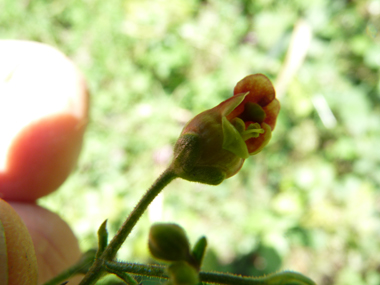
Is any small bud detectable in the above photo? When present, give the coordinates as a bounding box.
[97,219,108,258]
[149,223,191,262]
[191,236,207,269]
[166,261,200,285]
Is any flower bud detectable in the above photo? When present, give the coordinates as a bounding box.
[149,223,191,262]
[171,74,280,185]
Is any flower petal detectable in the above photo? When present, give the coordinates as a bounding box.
[233,74,275,107]
[263,98,280,130]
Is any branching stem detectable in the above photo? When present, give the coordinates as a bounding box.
[78,168,177,285]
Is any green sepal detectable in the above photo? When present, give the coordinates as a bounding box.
[182,166,226,185]
[222,116,249,159]
[172,133,201,174]
[172,133,226,185]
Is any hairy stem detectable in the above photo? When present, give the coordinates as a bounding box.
[104,260,315,285]
[78,168,177,285]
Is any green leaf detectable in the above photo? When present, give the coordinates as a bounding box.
[191,236,207,268]
[265,271,316,285]
[96,219,108,258]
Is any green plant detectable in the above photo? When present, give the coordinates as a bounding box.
[4,1,378,284]
[42,74,314,285]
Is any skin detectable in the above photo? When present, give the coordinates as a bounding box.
[0,40,89,201]
[10,202,83,285]
[0,198,38,285]
[0,40,88,284]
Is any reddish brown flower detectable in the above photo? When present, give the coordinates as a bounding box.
[171,74,280,185]
[228,73,280,155]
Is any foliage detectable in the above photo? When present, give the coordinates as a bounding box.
[1,0,380,284]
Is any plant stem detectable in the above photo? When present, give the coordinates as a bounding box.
[78,168,177,285]
[105,260,167,279]
[42,250,97,285]
[42,262,89,285]
[105,260,316,285]
[199,272,266,285]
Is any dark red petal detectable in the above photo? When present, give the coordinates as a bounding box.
[263,99,280,130]
[233,74,275,107]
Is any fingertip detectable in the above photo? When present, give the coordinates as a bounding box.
[9,202,83,284]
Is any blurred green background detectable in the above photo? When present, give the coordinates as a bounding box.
[1,0,380,284]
